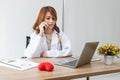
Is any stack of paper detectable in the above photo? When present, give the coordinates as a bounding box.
[0,59,38,70]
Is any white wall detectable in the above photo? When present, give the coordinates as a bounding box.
[0,0,120,59]
[0,0,63,58]
[64,0,120,57]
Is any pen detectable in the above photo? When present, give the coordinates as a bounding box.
[0,61,22,69]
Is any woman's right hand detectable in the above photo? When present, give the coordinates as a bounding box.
[38,22,48,36]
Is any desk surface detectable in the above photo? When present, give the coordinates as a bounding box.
[0,57,120,80]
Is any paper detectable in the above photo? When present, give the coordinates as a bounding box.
[91,57,101,62]
[0,59,38,70]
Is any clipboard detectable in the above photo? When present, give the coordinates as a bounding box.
[0,59,38,70]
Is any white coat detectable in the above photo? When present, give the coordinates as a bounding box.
[24,30,72,58]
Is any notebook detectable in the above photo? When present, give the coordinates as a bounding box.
[0,59,38,70]
[54,41,99,68]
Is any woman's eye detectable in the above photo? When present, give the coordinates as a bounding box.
[46,18,50,20]
[52,18,55,20]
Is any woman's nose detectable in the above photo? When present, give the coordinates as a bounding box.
[49,19,53,22]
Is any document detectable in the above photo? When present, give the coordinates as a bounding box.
[0,59,38,70]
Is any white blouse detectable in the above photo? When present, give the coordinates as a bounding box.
[24,30,72,58]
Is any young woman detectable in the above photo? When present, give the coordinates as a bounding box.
[24,6,72,58]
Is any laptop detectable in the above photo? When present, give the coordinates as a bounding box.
[54,42,99,68]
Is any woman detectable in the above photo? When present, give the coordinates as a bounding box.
[24,6,72,58]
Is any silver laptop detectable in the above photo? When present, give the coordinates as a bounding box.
[54,42,99,68]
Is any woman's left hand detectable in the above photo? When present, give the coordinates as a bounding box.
[41,52,48,58]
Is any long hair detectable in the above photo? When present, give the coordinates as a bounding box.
[33,6,60,33]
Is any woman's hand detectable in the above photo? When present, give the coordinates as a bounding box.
[40,52,48,58]
[38,22,48,36]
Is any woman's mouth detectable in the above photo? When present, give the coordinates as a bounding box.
[48,24,54,27]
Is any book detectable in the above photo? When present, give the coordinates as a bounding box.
[0,59,38,70]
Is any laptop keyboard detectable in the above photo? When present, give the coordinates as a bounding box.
[62,59,77,66]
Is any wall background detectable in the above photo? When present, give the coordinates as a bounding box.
[0,0,63,58]
[0,0,120,59]
[64,0,120,57]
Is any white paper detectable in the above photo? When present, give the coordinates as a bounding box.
[0,59,39,70]
[91,57,101,62]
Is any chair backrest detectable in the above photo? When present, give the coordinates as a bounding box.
[26,36,30,48]
[21,36,30,59]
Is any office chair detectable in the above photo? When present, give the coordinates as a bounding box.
[26,36,30,48]
[21,36,30,59]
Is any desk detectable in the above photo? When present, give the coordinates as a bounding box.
[0,57,120,80]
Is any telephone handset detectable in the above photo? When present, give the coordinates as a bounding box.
[43,25,48,31]
[43,26,46,31]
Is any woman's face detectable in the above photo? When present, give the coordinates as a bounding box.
[44,12,56,30]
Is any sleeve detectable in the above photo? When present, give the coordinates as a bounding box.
[24,32,44,58]
[46,32,72,57]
